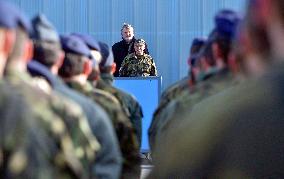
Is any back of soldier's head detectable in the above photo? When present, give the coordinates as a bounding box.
[32,14,62,69]
[58,35,91,78]
[188,38,207,68]
[7,27,30,64]
[246,0,284,60]
[212,9,241,64]
[190,38,206,55]
[98,41,114,74]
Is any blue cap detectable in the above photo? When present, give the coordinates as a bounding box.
[98,41,114,67]
[0,1,32,34]
[191,38,206,48]
[214,9,241,39]
[71,33,100,51]
[60,34,92,58]
[32,14,59,42]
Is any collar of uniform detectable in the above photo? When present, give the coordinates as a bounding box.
[100,73,114,85]
[65,80,93,95]
[127,52,136,58]
[5,69,34,86]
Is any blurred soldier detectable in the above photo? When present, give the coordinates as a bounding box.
[95,42,144,148]
[112,23,149,77]
[29,16,122,179]
[149,1,284,178]
[27,20,122,177]
[1,2,85,178]
[151,9,241,158]
[61,34,141,178]
[159,38,206,102]
[29,14,112,178]
[148,38,206,152]
[119,38,157,77]
[0,2,47,178]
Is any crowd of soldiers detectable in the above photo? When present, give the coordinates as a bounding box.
[0,1,144,179]
[148,0,284,178]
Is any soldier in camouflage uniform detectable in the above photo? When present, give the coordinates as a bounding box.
[148,38,206,152]
[29,15,122,179]
[0,3,56,178]
[119,39,157,77]
[94,41,144,149]
[59,34,141,178]
[150,10,241,159]
[150,1,284,177]
[0,2,89,178]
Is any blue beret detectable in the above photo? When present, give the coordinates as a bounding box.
[60,35,92,58]
[191,38,206,47]
[71,33,100,51]
[0,1,32,34]
[98,41,114,67]
[214,9,241,39]
[32,14,59,42]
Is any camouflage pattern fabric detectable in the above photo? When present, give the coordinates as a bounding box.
[148,76,189,151]
[0,80,59,179]
[149,64,284,178]
[31,76,101,178]
[66,80,141,179]
[119,53,157,77]
[27,60,122,179]
[5,70,100,178]
[97,76,144,148]
[152,69,238,159]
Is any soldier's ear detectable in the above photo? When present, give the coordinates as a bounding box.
[55,51,65,68]
[83,60,93,76]
[111,62,116,74]
[3,30,16,56]
[23,39,33,63]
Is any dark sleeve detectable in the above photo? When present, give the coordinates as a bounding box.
[86,101,123,179]
[150,58,158,76]
[112,44,118,59]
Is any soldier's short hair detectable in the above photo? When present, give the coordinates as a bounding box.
[58,53,86,78]
[134,39,146,45]
[121,23,133,32]
[33,40,62,69]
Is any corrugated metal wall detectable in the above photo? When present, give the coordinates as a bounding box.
[8,0,247,90]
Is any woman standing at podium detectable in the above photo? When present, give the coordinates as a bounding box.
[119,39,157,77]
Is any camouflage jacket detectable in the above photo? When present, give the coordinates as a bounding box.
[119,53,157,77]
[150,64,284,179]
[152,69,239,157]
[149,76,190,151]
[97,76,144,147]
[27,60,122,179]
[5,70,100,179]
[66,80,141,179]
[0,80,58,179]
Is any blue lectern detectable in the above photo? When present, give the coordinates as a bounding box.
[113,76,162,152]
